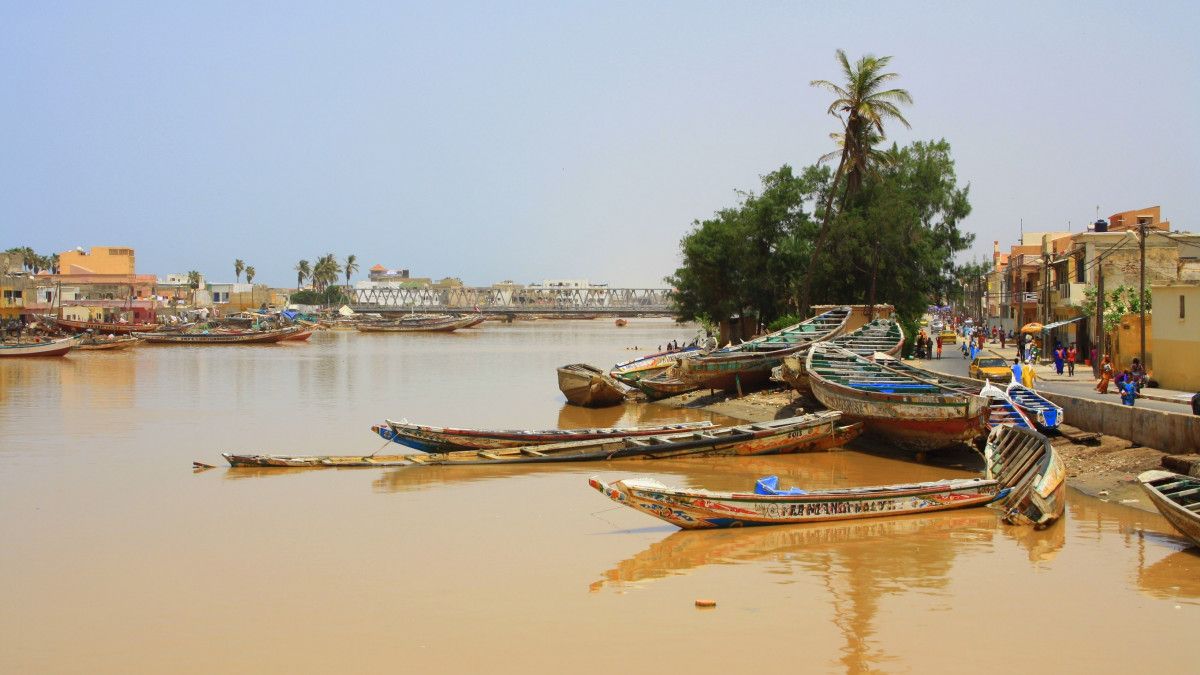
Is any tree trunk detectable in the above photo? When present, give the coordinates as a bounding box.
[866,241,880,322]
[798,145,850,317]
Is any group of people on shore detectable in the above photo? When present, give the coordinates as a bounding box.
[1095,354,1147,406]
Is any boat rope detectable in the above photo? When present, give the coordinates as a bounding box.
[365,437,393,458]
[589,506,626,529]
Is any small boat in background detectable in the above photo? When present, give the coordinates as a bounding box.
[557,363,629,407]
[222,412,858,468]
[47,316,160,335]
[281,328,315,342]
[1005,381,1062,431]
[0,336,77,357]
[356,315,476,332]
[678,306,852,393]
[134,325,303,344]
[76,335,141,351]
[773,319,904,394]
[589,475,1004,529]
[372,419,717,452]
[982,424,1065,528]
[1138,470,1200,547]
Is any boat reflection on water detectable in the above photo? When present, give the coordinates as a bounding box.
[1138,548,1200,601]
[592,508,1021,673]
[555,401,734,430]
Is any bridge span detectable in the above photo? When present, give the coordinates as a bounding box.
[350,287,675,316]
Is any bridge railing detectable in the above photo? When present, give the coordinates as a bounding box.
[350,287,675,312]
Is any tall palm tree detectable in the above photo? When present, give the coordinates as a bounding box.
[234,259,245,282]
[344,254,358,287]
[245,266,256,284]
[296,260,311,289]
[312,254,341,292]
[800,49,912,315]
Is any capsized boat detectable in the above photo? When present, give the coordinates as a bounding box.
[981,424,1065,528]
[1137,470,1200,547]
[372,419,718,452]
[1005,381,1062,431]
[805,342,989,450]
[589,474,1004,530]
[222,412,860,467]
[557,363,629,407]
[677,306,853,393]
[773,319,905,394]
[0,336,77,357]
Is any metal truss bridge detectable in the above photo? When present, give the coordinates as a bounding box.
[350,287,675,316]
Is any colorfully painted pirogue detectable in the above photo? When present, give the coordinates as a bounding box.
[371,419,718,452]
[805,342,989,450]
[589,475,1006,529]
[221,412,861,467]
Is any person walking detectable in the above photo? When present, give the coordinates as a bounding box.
[1053,343,1065,376]
[1066,343,1077,377]
[1120,373,1138,406]
[936,334,943,359]
[1011,358,1023,385]
[1095,355,1113,394]
[999,331,1006,350]
[1022,360,1038,390]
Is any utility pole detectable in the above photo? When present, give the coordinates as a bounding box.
[1139,217,1148,369]
[1095,250,1105,370]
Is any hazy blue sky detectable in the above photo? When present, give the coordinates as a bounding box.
[3,1,1197,287]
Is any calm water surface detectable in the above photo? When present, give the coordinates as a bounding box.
[1,319,1196,674]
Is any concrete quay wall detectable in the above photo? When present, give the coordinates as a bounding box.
[1041,391,1200,455]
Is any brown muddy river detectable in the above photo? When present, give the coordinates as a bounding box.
[1,319,1196,673]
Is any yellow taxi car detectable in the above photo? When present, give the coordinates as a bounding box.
[969,354,1012,382]
[940,330,957,344]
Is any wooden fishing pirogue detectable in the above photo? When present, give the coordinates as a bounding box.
[609,347,700,385]
[355,315,476,332]
[0,336,77,357]
[557,363,629,407]
[371,419,718,452]
[1005,381,1063,431]
[48,316,160,334]
[773,319,905,395]
[981,424,1065,529]
[133,325,304,344]
[678,306,852,392]
[871,360,1029,432]
[631,367,701,400]
[76,335,142,351]
[221,412,861,467]
[589,475,1004,529]
[1137,470,1200,547]
[806,343,989,450]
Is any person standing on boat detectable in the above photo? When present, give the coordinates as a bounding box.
[1011,358,1023,385]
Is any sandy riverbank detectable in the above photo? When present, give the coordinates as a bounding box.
[654,386,1171,513]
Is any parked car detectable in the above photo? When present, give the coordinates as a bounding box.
[970,355,1011,382]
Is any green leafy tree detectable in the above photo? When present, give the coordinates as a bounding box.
[1081,284,1152,345]
[344,254,358,286]
[245,266,255,284]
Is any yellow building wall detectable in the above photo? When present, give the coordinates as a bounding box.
[1151,286,1200,391]
[57,247,136,275]
[1111,314,1152,372]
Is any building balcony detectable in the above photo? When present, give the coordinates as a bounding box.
[1051,282,1089,307]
